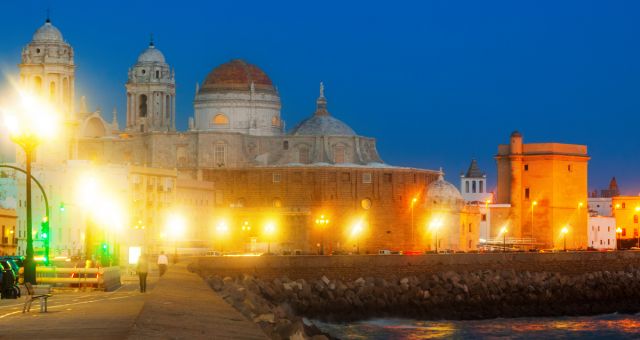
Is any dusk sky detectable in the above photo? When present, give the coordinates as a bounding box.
[1,1,639,194]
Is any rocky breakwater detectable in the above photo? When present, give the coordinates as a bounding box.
[204,266,640,324]
[205,274,334,340]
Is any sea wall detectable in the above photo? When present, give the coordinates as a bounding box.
[193,252,640,324]
[194,251,640,281]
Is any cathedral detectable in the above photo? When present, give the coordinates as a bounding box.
[7,19,481,258]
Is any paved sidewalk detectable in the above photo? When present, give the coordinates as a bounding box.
[0,282,146,339]
[128,262,267,339]
[0,263,267,339]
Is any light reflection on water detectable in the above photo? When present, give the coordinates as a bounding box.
[313,314,640,339]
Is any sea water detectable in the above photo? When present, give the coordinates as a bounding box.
[314,314,640,339]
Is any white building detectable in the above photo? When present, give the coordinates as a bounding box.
[588,197,613,217]
[460,159,492,203]
[588,215,616,250]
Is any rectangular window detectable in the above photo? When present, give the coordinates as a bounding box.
[362,173,372,184]
[468,223,472,233]
[479,181,484,193]
[608,239,611,245]
[481,214,487,222]
[524,187,530,200]
[568,164,572,172]
[524,164,529,171]
[635,215,638,223]
[272,173,281,183]
[383,173,392,183]
[623,202,626,209]
[623,228,627,237]
[598,226,600,231]
[635,229,638,237]
[465,181,469,193]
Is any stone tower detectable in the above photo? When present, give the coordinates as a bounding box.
[19,17,75,117]
[18,18,75,164]
[126,37,175,133]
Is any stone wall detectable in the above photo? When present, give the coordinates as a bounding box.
[194,251,640,281]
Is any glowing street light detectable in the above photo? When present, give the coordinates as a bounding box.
[561,226,569,252]
[350,220,364,254]
[315,215,330,255]
[616,227,623,250]
[215,220,229,253]
[500,225,508,252]
[429,218,443,254]
[166,214,186,263]
[2,90,60,284]
[264,222,276,254]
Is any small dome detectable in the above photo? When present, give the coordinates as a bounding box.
[290,115,356,136]
[511,130,522,138]
[32,20,63,42]
[201,59,274,93]
[137,45,166,63]
[426,173,463,202]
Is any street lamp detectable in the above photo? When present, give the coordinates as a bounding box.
[561,226,569,252]
[616,227,623,250]
[241,221,251,253]
[411,197,418,248]
[429,219,443,254]
[500,226,508,252]
[264,222,276,254]
[215,220,229,254]
[350,220,364,254]
[166,214,186,264]
[2,90,59,284]
[315,215,330,255]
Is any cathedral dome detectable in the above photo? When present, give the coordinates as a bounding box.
[290,83,356,136]
[426,172,463,202]
[137,44,166,63]
[291,115,356,136]
[32,20,63,42]
[201,59,274,93]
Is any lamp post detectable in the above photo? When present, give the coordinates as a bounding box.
[429,219,442,254]
[264,222,276,254]
[215,220,228,254]
[616,227,622,250]
[241,221,251,253]
[561,226,569,252]
[500,226,508,253]
[351,220,364,254]
[411,197,417,248]
[315,215,329,255]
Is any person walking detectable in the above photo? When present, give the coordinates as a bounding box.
[157,251,169,277]
[137,253,149,293]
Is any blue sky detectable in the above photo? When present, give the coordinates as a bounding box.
[1,0,639,194]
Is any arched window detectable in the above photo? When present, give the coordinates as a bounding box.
[272,116,280,127]
[334,145,345,163]
[212,113,229,126]
[214,142,227,167]
[479,181,484,193]
[165,95,171,119]
[139,94,148,117]
[298,147,310,164]
[33,76,42,95]
[465,181,469,193]
[472,181,476,193]
[49,81,56,101]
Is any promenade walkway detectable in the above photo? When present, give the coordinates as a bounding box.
[0,262,267,340]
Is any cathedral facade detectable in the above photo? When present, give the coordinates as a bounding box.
[9,19,481,257]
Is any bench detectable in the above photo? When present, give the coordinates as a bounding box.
[22,282,52,313]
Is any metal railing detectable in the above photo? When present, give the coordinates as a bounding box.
[35,266,121,291]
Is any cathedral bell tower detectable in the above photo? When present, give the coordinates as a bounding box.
[126,37,175,133]
[18,17,75,164]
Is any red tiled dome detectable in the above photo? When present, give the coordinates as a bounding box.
[201,59,275,93]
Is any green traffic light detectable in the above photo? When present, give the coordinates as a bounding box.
[59,202,65,212]
[42,232,47,239]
